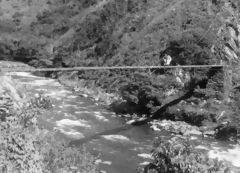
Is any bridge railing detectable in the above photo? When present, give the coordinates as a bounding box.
[0,64,226,72]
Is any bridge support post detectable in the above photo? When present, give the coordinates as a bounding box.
[223,65,233,103]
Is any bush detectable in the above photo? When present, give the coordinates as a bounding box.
[120,82,163,114]
[0,77,98,173]
[40,133,97,173]
[139,136,230,173]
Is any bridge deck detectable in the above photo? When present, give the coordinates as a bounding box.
[0,60,226,72]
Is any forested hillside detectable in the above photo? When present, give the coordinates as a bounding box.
[1,0,240,172]
[0,0,235,65]
[0,0,240,129]
[1,0,240,128]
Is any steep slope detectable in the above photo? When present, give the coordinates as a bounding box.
[0,0,240,131]
[1,1,240,172]
[0,0,230,64]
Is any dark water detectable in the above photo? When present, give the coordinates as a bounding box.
[8,72,240,173]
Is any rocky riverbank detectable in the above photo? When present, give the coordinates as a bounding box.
[57,71,239,143]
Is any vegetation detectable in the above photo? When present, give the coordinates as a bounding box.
[0,0,239,138]
[0,76,98,173]
[138,136,230,173]
[1,0,240,172]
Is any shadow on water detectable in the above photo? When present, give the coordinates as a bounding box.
[69,124,133,146]
[69,121,168,146]
[9,72,240,173]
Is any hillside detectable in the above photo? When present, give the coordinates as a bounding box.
[1,0,240,127]
[0,0,231,63]
[0,1,239,106]
[1,0,240,172]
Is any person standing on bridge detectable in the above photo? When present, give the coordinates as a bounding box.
[162,54,172,66]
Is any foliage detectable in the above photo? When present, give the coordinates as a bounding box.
[165,32,216,66]
[58,71,120,105]
[1,0,240,138]
[138,136,230,173]
[0,78,98,173]
[119,72,172,115]
[40,134,97,173]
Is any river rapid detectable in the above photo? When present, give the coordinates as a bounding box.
[6,71,240,173]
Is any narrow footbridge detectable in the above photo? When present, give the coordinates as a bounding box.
[0,61,227,72]
[0,60,236,144]
[0,60,235,98]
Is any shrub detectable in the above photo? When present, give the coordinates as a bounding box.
[41,134,97,173]
[139,136,231,173]
[0,77,98,173]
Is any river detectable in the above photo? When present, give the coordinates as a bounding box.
[6,71,240,173]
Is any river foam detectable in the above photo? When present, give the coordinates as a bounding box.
[56,119,91,128]
[208,145,240,167]
[93,111,109,122]
[102,135,130,142]
[137,153,152,159]
[57,128,85,139]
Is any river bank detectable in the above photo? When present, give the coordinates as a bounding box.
[6,71,163,173]
[0,71,98,173]
[0,61,239,172]
[57,72,237,140]
[56,71,240,172]
[3,61,238,172]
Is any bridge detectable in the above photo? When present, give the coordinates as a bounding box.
[0,60,237,145]
[0,60,235,102]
